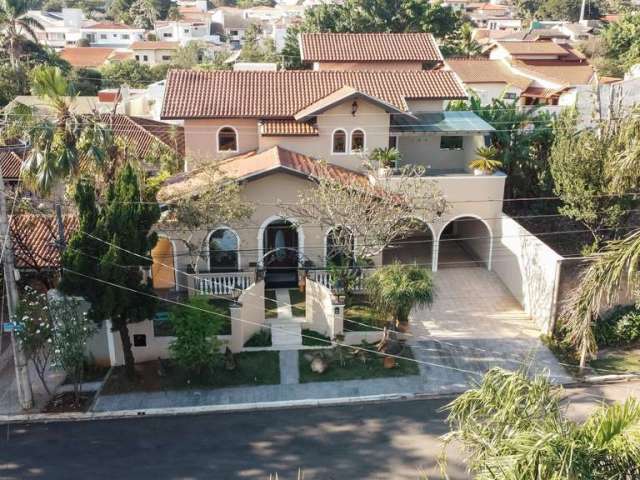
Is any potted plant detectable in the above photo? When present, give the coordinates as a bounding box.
[468,146,502,176]
[370,147,401,177]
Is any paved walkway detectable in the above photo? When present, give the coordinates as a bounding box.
[270,289,302,349]
[279,350,300,385]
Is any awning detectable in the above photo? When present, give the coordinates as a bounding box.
[390,111,495,134]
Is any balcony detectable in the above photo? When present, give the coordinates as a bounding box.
[189,271,255,296]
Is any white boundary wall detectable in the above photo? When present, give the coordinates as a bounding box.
[492,214,563,334]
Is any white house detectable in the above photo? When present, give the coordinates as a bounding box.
[81,22,145,48]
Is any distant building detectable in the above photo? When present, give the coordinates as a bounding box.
[131,41,180,66]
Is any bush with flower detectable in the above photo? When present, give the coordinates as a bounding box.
[14,287,54,395]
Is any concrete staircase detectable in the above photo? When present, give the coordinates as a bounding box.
[269,289,302,349]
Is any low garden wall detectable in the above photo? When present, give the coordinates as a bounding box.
[230,280,265,352]
[492,214,564,334]
[305,278,343,338]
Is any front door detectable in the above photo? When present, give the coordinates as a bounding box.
[263,220,299,287]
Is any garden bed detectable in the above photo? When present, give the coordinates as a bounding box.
[302,329,331,347]
[42,392,94,413]
[101,351,280,395]
[244,328,272,347]
[298,343,419,383]
[590,347,640,374]
[154,298,233,337]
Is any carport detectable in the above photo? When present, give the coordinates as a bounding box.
[434,215,493,271]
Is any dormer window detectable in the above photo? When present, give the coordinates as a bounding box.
[332,129,347,154]
[217,126,238,152]
[351,129,365,152]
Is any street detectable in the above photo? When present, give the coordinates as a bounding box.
[2,397,462,480]
[1,380,639,480]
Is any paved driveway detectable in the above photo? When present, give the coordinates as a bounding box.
[409,267,570,389]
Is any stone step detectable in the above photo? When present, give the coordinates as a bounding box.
[271,322,302,347]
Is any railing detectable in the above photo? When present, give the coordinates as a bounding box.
[308,268,375,293]
[194,271,255,296]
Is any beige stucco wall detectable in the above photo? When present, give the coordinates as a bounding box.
[305,278,340,337]
[313,61,423,71]
[230,280,265,352]
[398,134,483,171]
[492,214,564,334]
[134,48,175,66]
[405,99,446,112]
[183,118,259,166]
[258,99,390,171]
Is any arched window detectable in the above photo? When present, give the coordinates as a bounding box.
[209,229,239,271]
[351,129,365,152]
[332,129,347,154]
[217,127,238,152]
[326,227,354,267]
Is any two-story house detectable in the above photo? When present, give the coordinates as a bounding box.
[153,33,503,294]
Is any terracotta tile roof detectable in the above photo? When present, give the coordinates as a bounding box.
[521,86,562,98]
[513,60,595,86]
[85,22,140,30]
[158,146,367,202]
[446,58,531,90]
[496,41,571,56]
[260,120,318,136]
[98,114,185,158]
[0,150,23,180]
[161,70,467,119]
[10,214,78,270]
[130,41,180,50]
[59,47,115,68]
[110,50,134,61]
[300,33,442,63]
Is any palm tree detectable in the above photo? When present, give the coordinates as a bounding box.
[442,368,640,479]
[21,66,112,196]
[0,0,44,68]
[560,110,640,369]
[365,263,434,326]
[454,23,481,58]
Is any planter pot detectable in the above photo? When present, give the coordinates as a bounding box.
[473,168,489,176]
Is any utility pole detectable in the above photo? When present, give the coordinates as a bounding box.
[579,0,587,23]
[0,168,33,410]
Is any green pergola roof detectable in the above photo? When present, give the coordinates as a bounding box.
[391,111,495,134]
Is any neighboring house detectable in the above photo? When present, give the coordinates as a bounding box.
[5,95,125,116]
[59,47,117,68]
[81,22,145,48]
[23,8,85,49]
[466,3,522,30]
[299,32,443,71]
[154,20,220,45]
[0,149,23,188]
[131,41,180,66]
[211,7,251,48]
[157,63,502,296]
[445,58,530,104]
[480,40,602,105]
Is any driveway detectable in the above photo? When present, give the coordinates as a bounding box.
[409,267,570,389]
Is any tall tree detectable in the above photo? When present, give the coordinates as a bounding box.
[281,26,305,70]
[560,108,640,369]
[60,165,161,379]
[550,108,635,250]
[0,0,44,68]
[443,22,481,58]
[130,0,158,30]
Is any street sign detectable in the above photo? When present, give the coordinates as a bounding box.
[2,322,22,332]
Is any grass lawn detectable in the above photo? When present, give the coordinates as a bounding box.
[265,289,278,318]
[344,298,382,332]
[101,351,280,395]
[299,344,420,383]
[301,329,331,347]
[244,328,272,347]
[590,348,640,374]
[289,288,306,317]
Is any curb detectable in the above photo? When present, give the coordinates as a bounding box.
[0,390,460,425]
[582,373,640,383]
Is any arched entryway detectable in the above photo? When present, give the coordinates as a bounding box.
[435,215,493,271]
[382,219,435,270]
[151,237,176,293]
[260,218,302,288]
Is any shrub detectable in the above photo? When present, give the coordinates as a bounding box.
[244,329,272,347]
[595,305,640,347]
[169,295,224,379]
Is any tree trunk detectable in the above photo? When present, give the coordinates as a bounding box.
[579,338,588,372]
[117,321,136,380]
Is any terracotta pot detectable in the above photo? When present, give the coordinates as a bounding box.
[473,168,488,176]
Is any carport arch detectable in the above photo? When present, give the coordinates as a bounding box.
[434,214,493,272]
[382,217,437,271]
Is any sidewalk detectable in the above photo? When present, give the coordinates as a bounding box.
[0,355,65,415]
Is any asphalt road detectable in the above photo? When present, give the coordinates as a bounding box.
[0,398,466,480]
